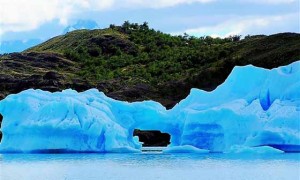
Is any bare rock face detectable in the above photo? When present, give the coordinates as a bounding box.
[0,52,91,100]
[0,52,184,108]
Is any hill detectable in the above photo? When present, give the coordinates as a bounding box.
[1,22,299,108]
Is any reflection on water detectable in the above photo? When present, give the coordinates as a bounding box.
[0,153,299,180]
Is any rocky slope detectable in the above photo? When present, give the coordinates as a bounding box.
[0,23,299,109]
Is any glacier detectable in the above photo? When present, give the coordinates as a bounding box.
[0,61,299,153]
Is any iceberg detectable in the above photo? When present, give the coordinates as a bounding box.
[0,61,299,153]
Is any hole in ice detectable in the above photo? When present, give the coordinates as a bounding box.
[133,129,170,147]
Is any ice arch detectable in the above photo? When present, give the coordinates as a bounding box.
[0,61,299,153]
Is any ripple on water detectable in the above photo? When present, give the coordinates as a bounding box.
[0,153,299,180]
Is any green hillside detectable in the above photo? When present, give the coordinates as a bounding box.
[1,22,300,108]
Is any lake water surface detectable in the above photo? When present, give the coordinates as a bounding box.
[0,153,299,180]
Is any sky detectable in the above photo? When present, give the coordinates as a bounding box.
[0,0,299,42]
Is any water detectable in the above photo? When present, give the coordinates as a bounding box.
[0,153,299,180]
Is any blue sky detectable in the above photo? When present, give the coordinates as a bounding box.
[0,0,299,42]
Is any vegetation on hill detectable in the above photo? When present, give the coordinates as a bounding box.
[1,22,300,108]
[27,22,242,84]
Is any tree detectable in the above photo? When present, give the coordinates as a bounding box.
[122,21,130,30]
[226,35,241,42]
[109,24,116,29]
[141,22,149,30]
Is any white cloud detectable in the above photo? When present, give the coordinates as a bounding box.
[0,0,214,35]
[0,0,89,34]
[182,14,299,37]
[240,0,296,4]
[0,0,298,35]
[120,0,214,8]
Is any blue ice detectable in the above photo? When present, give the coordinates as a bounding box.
[0,61,299,153]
